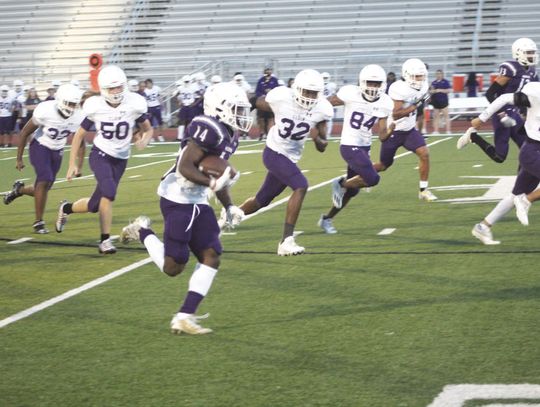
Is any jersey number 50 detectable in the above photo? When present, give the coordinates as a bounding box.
[278,118,310,140]
[100,121,130,140]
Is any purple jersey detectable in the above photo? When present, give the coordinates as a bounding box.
[499,60,538,93]
[256,75,279,97]
[430,78,451,106]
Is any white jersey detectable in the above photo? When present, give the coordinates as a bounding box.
[387,80,429,131]
[323,82,337,97]
[337,85,393,147]
[175,84,196,106]
[84,92,147,159]
[144,86,161,107]
[158,147,209,205]
[17,94,27,117]
[31,100,84,150]
[0,95,14,117]
[265,86,334,163]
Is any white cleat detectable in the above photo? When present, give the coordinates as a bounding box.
[170,313,212,335]
[419,189,438,202]
[472,223,500,245]
[457,127,475,150]
[55,200,69,233]
[332,177,346,209]
[98,238,117,254]
[120,216,152,243]
[218,206,244,231]
[514,193,531,226]
[317,215,337,234]
[277,236,305,256]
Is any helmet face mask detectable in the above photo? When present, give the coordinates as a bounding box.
[98,65,127,104]
[204,82,253,132]
[359,64,386,102]
[512,37,538,66]
[55,84,82,118]
[402,58,427,91]
[293,69,324,110]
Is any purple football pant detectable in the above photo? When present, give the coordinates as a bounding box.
[87,147,127,213]
[512,140,540,195]
[255,147,308,207]
[160,197,222,265]
[491,108,525,160]
[340,145,379,198]
[148,106,163,127]
[29,140,63,186]
[178,106,195,124]
[0,116,11,134]
[379,128,426,168]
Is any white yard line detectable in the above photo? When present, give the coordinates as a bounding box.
[7,237,33,245]
[377,228,396,236]
[0,137,451,329]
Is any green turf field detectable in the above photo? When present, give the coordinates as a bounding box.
[1,136,539,407]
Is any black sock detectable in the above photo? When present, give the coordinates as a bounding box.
[63,203,73,214]
[283,223,295,241]
[100,233,110,242]
[470,133,504,163]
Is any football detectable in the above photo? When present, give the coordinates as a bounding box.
[198,155,236,179]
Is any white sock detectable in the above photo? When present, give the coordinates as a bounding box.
[485,194,515,226]
[420,180,429,190]
[177,125,185,140]
[142,234,165,272]
[188,263,218,296]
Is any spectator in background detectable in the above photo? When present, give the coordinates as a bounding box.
[465,72,479,97]
[144,78,164,142]
[137,81,146,97]
[0,85,15,147]
[255,66,279,140]
[429,69,452,134]
[45,87,56,101]
[386,72,397,93]
[287,78,294,88]
[22,88,41,128]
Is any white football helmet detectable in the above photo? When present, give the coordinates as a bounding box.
[193,72,206,83]
[128,79,139,92]
[98,65,127,104]
[70,79,80,88]
[52,80,62,88]
[402,58,428,90]
[210,75,222,84]
[512,37,538,66]
[0,85,9,97]
[181,75,192,85]
[233,74,244,84]
[55,84,82,118]
[293,69,324,110]
[13,79,23,91]
[359,64,386,102]
[204,82,253,132]
[321,72,330,84]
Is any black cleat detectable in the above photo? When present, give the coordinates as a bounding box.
[3,180,24,205]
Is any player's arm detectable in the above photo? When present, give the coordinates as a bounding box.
[376,117,395,142]
[486,75,511,102]
[471,92,524,129]
[15,119,39,171]
[312,121,328,152]
[67,126,87,181]
[133,118,153,150]
[327,95,344,106]
[392,99,417,120]
[179,141,232,191]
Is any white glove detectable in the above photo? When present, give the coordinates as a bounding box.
[499,113,517,128]
[209,166,232,192]
[226,205,244,227]
[229,170,241,188]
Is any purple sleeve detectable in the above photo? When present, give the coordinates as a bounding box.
[81,117,94,131]
[255,78,265,97]
[186,118,223,151]
[136,113,148,124]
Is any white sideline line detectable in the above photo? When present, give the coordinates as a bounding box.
[0,137,451,328]
[378,228,396,236]
[7,237,33,245]
[0,258,153,329]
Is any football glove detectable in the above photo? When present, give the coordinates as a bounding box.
[209,166,233,192]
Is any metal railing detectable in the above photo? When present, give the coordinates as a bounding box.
[109,0,148,65]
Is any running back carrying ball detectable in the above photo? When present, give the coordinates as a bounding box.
[198,155,237,179]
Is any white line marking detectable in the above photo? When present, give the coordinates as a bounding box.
[0,137,451,328]
[0,258,153,329]
[7,237,33,245]
[428,384,540,407]
[293,230,304,237]
[378,228,396,236]
[242,171,253,175]
[128,175,142,179]
[473,164,483,168]
[301,170,310,173]
[220,232,237,236]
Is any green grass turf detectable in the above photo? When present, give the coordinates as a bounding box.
[1,137,540,406]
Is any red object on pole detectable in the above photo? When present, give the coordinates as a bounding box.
[476,73,484,92]
[89,53,103,92]
[452,74,465,92]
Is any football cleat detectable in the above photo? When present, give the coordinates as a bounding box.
[170,313,212,335]
[457,127,475,150]
[120,216,152,243]
[317,215,337,234]
[471,223,500,245]
[332,177,346,209]
[98,238,117,254]
[419,189,438,202]
[218,206,244,231]
[3,180,24,205]
[514,193,531,226]
[32,220,49,234]
[55,200,69,233]
[277,236,305,256]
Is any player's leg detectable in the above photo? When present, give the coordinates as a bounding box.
[432,108,440,134]
[401,129,437,201]
[443,106,451,134]
[374,130,402,173]
[512,142,540,225]
[75,140,86,177]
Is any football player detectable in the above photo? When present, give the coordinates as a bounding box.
[55,65,154,254]
[174,75,197,141]
[3,84,83,233]
[0,85,15,147]
[318,65,394,234]
[457,38,538,161]
[144,78,164,142]
[236,69,333,255]
[467,81,540,244]
[119,82,251,335]
[373,58,438,201]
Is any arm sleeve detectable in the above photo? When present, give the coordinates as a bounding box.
[513,92,531,108]
[478,93,514,122]
[485,81,504,102]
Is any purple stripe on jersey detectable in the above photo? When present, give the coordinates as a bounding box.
[81,117,94,131]
[136,113,148,124]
